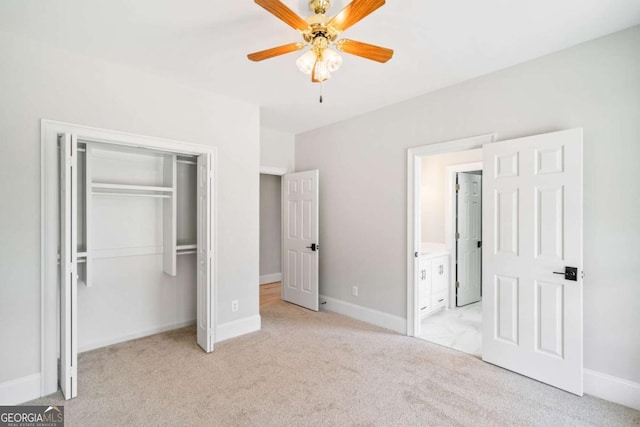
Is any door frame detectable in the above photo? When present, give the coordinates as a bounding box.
[406,133,496,337]
[258,166,288,291]
[445,162,483,309]
[40,119,218,397]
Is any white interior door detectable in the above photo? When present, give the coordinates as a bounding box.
[196,154,214,352]
[282,170,319,311]
[60,133,78,400]
[482,128,583,395]
[456,172,482,306]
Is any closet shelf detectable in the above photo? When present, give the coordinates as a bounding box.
[92,192,171,199]
[92,183,174,192]
[177,244,197,251]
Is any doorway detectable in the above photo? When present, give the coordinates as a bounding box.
[407,129,585,396]
[416,149,484,356]
[259,172,283,307]
[258,168,320,312]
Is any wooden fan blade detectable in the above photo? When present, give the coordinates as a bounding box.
[328,0,385,33]
[336,39,393,63]
[255,0,310,31]
[247,43,305,62]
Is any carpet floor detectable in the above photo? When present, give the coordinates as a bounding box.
[29,302,639,426]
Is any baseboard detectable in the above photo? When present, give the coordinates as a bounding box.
[78,319,196,353]
[260,273,282,285]
[319,295,406,335]
[0,373,41,405]
[216,315,261,343]
[584,369,640,411]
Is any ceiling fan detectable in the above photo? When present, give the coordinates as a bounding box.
[247,0,393,83]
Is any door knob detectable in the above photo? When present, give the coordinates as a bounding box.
[553,266,578,281]
[306,243,318,251]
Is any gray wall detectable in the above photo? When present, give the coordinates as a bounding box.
[260,174,282,277]
[421,149,483,244]
[261,127,295,171]
[0,30,260,385]
[296,26,640,383]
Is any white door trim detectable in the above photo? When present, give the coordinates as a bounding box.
[406,133,496,337]
[40,119,218,397]
[445,162,483,309]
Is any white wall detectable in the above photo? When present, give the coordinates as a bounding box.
[296,26,640,384]
[0,30,260,388]
[260,127,295,171]
[421,149,482,243]
[260,174,282,278]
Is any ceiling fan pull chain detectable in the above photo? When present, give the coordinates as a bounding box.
[319,82,323,104]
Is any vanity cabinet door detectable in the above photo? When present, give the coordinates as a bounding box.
[418,258,432,312]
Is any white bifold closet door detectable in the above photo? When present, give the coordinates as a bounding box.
[59,137,215,401]
[60,133,78,400]
[196,154,214,353]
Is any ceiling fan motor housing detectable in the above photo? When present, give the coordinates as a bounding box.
[309,0,331,14]
[303,13,337,44]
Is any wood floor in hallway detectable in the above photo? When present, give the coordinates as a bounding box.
[260,281,281,306]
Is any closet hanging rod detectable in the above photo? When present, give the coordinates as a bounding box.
[177,250,197,256]
[176,159,197,166]
[92,192,172,199]
[176,244,197,251]
[91,183,174,192]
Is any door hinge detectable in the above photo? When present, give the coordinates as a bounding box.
[455,232,460,240]
[455,281,460,289]
[455,184,460,191]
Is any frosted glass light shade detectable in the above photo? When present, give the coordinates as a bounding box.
[296,50,316,75]
[313,59,330,82]
[324,48,343,72]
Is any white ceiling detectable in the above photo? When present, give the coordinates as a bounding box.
[1,0,639,133]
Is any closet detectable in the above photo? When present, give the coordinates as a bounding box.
[53,128,215,401]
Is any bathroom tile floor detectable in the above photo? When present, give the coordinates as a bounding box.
[419,301,482,357]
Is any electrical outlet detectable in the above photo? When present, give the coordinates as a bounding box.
[352,286,358,297]
[231,300,239,312]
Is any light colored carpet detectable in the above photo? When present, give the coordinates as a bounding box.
[419,302,482,357]
[28,302,639,426]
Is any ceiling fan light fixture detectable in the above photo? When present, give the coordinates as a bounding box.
[296,50,317,74]
[312,59,331,82]
[248,0,394,85]
[323,47,342,72]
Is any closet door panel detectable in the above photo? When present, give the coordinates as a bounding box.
[60,133,78,400]
[196,154,213,353]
